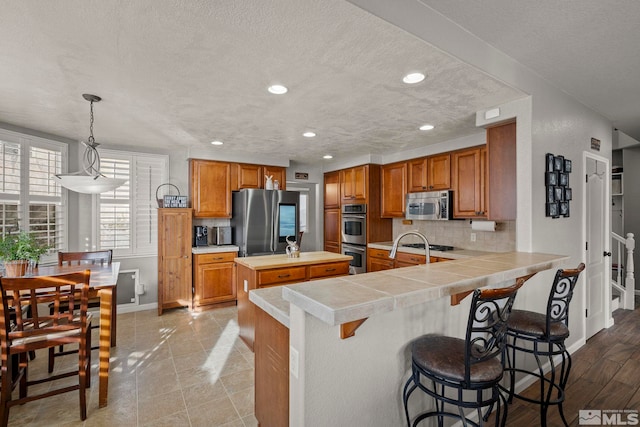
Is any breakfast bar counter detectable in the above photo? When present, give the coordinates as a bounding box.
[249,251,571,427]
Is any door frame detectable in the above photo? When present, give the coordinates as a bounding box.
[582,151,613,340]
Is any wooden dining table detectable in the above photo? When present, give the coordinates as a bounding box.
[33,262,120,408]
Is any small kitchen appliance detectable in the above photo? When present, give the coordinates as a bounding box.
[193,225,208,247]
[405,191,453,220]
[211,226,232,245]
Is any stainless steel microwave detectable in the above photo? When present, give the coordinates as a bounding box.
[405,191,453,220]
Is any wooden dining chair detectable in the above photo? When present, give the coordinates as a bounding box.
[0,270,93,424]
[48,250,112,373]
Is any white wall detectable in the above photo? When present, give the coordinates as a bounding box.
[623,147,640,290]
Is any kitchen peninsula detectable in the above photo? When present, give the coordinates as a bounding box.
[249,251,569,427]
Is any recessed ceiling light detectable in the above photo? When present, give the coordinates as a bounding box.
[403,72,425,84]
[211,140,224,145]
[268,84,288,95]
[419,124,435,131]
[303,132,316,138]
[323,155,333,159]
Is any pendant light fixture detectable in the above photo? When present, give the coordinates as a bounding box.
[55,94,127,194]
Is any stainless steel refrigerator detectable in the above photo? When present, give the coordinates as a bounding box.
[231,189,300,257]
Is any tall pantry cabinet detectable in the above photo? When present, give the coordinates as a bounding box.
[158,208,193,315]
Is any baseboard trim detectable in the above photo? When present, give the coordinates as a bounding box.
[117,302,158,314]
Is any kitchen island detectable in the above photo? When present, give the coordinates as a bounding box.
[235,251,352,350]
[250,251,569,427]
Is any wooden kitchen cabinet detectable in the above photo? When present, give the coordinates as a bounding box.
[341,165,368,204]
[232,163,262,189]
[232,163,287,190]
[323,208,340,253]
[193,252,237,308]
[427,153,451,190]
[158,208,192,315]
[452,146,486,218]
[190,159,232,218]
[408,154,451,192]
[263,165,286,190]
[324,171,341,209]
[486,122,516,220]
[367,247,451,271]
[381,161,407,218]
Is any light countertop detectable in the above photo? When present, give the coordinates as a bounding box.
[234,251,352,270]
[192,245,239,254]
[368,241,493,259]
[282,252,569,326]
[249,286,291,328]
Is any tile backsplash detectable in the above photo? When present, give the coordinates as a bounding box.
[393,219,516,252]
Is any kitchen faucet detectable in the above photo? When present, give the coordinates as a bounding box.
[389,230,431,263]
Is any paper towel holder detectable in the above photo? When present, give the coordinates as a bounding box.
[470,220,496,232]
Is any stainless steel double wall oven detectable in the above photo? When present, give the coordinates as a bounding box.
[341,204,367,274]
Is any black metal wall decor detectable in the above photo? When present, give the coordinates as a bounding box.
[545,153,572,218]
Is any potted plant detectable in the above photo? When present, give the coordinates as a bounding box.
[0,231,50,277]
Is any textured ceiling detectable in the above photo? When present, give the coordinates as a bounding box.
[0,0,524,165]
[422,0,640,142]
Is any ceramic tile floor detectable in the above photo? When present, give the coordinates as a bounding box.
[6,305,258,427]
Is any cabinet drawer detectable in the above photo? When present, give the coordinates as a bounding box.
[368,248,391,259]
[396,252,426,265]
[258,266,307,287]
[196,252,237,264]
[309,261,350,279]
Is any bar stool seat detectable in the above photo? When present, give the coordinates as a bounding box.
[412,336,504,384]
[507,310,569,339]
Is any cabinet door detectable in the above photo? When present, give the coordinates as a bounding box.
[341,165,367,203]
[324,209,340,253]
[407,158,428,192]
[452,147,485,218]
[427,153,451,190]
[233,163,262,190]
[368,257,395,272]
[195,261,236,305]
[487,122,516,220]
[324,171,341,209]
[381,162,407,218]
[190,160,232,218]
[193,252,237,307]
[395,252,426,266]
[263,166,286,190]
[158,209,192,314]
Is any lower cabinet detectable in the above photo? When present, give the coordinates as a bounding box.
[367,247,451,271]
[193,252,237,308]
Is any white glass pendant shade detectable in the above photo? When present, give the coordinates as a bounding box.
[55,94,126,194]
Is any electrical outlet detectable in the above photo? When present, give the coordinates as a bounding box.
[290,346,299,378]
[244,279,248,293]
[470,233,477,242]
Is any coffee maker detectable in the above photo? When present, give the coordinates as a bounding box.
[193,226,208,247]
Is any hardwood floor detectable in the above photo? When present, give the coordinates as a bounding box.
[493,297,640,426]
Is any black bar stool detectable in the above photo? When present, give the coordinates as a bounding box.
[402,280,524,427]
[501,263,585,427]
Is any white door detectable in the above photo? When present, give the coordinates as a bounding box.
[585,156,610,338]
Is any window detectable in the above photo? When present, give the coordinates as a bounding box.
[96,149,168,257]
[0,130,67,263]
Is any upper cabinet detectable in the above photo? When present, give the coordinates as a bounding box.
[452,146,486,218]
[232,164,286,191]
[427,153,451,191]
[324,170,341,210]
[486,122,516,220]
[191,159,287,218]
[407,154,451,192]
[341,165,368,204]
[190,160,232,218]
[381,161,407,218]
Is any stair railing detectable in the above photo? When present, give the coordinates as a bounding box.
[611,232,635,310]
